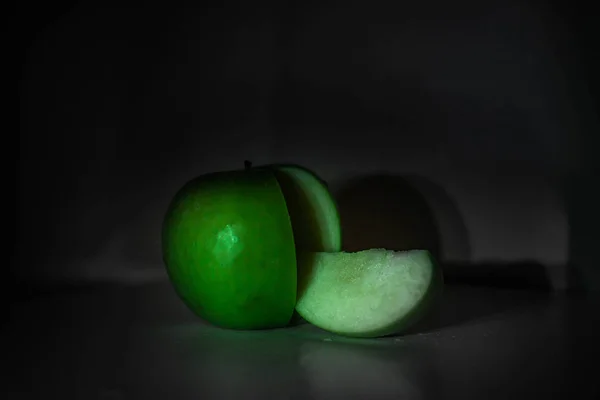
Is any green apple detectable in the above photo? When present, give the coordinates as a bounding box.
[161,162,341,330]
[295,249,443,338]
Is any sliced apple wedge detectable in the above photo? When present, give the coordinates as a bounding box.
[295,249,443,338]
[271,164,341,252]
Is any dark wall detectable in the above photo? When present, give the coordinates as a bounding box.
[16,1,598,293]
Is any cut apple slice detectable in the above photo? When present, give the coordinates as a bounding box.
[271,164,342,252]
[295,249,443,338]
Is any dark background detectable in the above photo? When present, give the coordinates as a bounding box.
[16,0,599,294]
[10,2,600,399]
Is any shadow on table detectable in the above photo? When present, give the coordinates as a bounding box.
[405,261,554,335]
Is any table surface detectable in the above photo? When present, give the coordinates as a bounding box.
[4,281,599,400]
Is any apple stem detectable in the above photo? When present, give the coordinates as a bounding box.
[244,160,253,170]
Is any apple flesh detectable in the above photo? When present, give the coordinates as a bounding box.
[295,249,443,338]
[162,164,341,330]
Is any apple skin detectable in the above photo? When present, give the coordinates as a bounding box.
[162,168,297,330]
